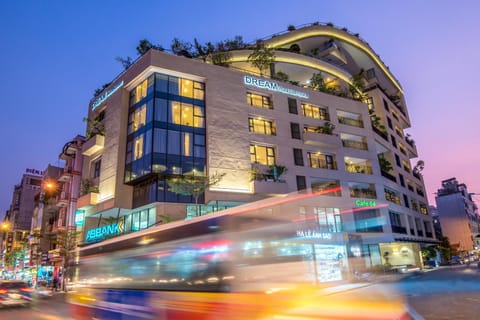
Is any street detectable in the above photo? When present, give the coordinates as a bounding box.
[0,292,72,320]
[335,264,480,320]
[0,265,478,319]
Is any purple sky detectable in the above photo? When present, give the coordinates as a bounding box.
[1,0,479,217]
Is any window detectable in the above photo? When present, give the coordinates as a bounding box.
[250,144,275,166]
[168,102,204,128]
[345,157,372,174]
[366,97,374,111]
[355,209,383,232]
[249,117,276,135]
[390,135,397,148]
[92,157,101,178]
[288,97,298,114]
[247,92,272,109]
[399,174,405,187]
[134,79,148,104]
[314,207,342,232]
[293,148,304,166]
[387,117,393,129]
[340,133,368,150]
[395,154,401,167]
[411,199,419,212]
[337,110,363,128]
[366,68,376,80]
[389,211,407,234]
[402,160,411,172]
[348,182,377,199]
[403,194,409,208]
[383,99,390,111]
[384,188,401,205]
[301,103,329,120]
[296,175,307,191]
[128,104,147,134]
[312,179,341,196]
[399,143,407,155]
[308,152,336,170]
[419,203,428,215]
[133,134,144,160]
[290,123,301,139]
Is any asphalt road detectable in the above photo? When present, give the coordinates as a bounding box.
[1,265,478,320]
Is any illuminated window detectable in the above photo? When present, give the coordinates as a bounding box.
[313,207,342,232]
[384,188,401,205]
[179,78,194,98]
[344,157,372,174]
[246,92,272,109]
[194,82,205,100]
[135,79,148,103]
[348,182,376,199]
[301,103,329,120]
[133,134,144,160]
[183,132,192,157]
[308,152,336,170]
[248,117,276,135]
[128,104,147,133]
[312,179,341,197]
[170,102,204,128]
[250,144,275,166]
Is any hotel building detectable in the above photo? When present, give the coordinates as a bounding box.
[77,23,434,271]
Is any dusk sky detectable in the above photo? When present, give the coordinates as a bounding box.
[1,0,479,217]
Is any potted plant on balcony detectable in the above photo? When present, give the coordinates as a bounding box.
[379,157,393,173]
[318,121,335,135]
[266,165,287,182]
[248,40,275,77]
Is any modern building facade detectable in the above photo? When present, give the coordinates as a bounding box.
[77,23,434,271]
[435,178,480,252]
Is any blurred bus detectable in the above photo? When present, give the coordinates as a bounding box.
[68,192,411,319]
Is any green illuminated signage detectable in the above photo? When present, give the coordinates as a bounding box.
[355,199,377,207]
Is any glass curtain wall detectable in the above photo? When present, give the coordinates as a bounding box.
[125,73,206,207]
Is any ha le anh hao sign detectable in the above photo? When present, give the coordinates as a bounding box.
[91,80,124,111]
[244,75,309,99]
[85,221,125,243]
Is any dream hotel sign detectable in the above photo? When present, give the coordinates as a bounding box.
[244,75,309,99]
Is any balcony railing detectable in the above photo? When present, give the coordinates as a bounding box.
[338,116,364,128]
[303,131,340,149]
[381,170,397,182]
[349,189,377,199]
[372,126,388,141]
[341,139,368,150]
[346,164,372,174]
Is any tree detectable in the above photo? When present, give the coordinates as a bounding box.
[167,172,225,217]
[55,228,81,292]
[378,156,393,172]
[93,82,112,97]
[171,38,193,57]
[83,117,105,138]
[437,236,454,263]
[136,39,164,55]
[349,70,367,101]
[248,41,275,76]
[115,56,133,70]
[309,73,325,91]
[413,160,425,175]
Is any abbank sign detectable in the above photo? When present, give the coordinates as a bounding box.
[85,221,125,243]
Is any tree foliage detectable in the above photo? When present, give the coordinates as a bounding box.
[55,228,81,291]
[248,40,275,76]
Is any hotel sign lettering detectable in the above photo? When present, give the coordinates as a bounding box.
[244,75,309,99]
[85,221,125,242]
[91,80,124,111]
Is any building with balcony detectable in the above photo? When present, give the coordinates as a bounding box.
[78,23,434,271]
[435,178,480,252]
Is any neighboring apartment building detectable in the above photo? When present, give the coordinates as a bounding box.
[435,178,480,252]
[77,23,433,270]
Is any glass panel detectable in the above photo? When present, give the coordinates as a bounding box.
[168,130,180,155]
[170,101,181,124]
[194,106,205,128]
[132,211,140,231]
[153,128,167,153]
[155,73,168,92]
[144,130,152,155]
[183,132,192,157]
[179,78,194,98]
[194,82,205,100]
[181,103,194,126]
[132,104,146,132]
[154,98,168,122]
[148,208,156,227]
[168,76,179,95]
[133,134,144,160]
